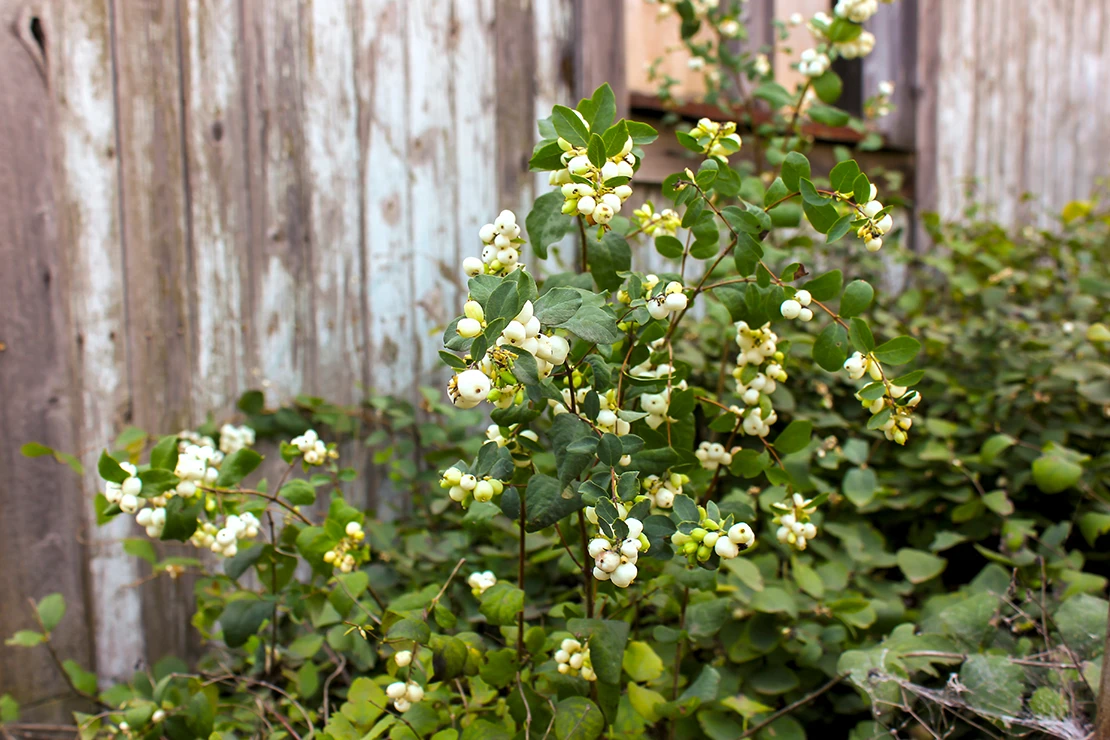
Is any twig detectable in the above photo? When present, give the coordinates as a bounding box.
[554,522,584,569]
[737,675,845,738]
[321,651,347,723]
[517,492,528,660]
[668,587,690,740]
[201,485,314,526]
[577,510,594,618]
[27,600,111,709]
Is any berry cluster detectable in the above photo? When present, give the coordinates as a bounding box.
[632,202,681,237]
[586,509,647,589]
[631,343,688,429]
[834,0,880,23]
[856,197,895,252]
[844,351,922,445]
[695,441,734,471]
[731,321,788,437]
[640,471,688,509]
[440,467,508,509]
[779,289,815,322]
[289,429,338,466]
[549,113,638,229]
[773,493,819,551]
[645,281,689,321]
[465,210,525,277]
[671,514,755,563]
[468,570,497,596]
[554,638,596,681]
[385,680,424,714]
[684,119,742,164]
[798,48,831,77]
[324,521,365,573]
[218,423,256,455]
[553,386,633,437]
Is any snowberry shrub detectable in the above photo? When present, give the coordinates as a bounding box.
[3,3,955,736]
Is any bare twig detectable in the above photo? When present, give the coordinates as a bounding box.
[737,675,845,738]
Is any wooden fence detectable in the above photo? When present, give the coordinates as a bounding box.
[0,0,1107,721]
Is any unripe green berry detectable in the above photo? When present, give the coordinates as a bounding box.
[697,545,712,561]
[690,527,707,542]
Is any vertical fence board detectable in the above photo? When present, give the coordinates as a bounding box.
[495,0,536,214]
[181,0,251,416]
[573,0,626,116]
[0,0,96,718]
[355,0,413,405]
[242,1,312,404]
[456,0,497,273]
[41,0,145,688]
[111,0,198,665]
[407,0,461,386]
[303,0,365,405]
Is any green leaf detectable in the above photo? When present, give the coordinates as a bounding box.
[97,450,128,484]
[812,69,843,104]
[896,548,947,584]
[341,676,387,728]
[792,560,824,598]
[160,496,201,542]
[36,593,66,632]
[803,269,842,301]
[567,618,629,685]
[220,599,272,648]
[803,199,839,234]
[478,583,524,626]
[1079,513,1110,546]
[733,233,765,276]
[579,83,616,132]
[839,280,874,318]
[150,435,180,472]
[587,232,632,292]
[526,191,574,260]
[960,655,1025,717]
[799,178,829,205]
[587,133,606,168]
[280,479,316,506]
[627,683,665,723]
[21,442,53,458]
[554,697,604,740]
[0,694,19,723]
[680,665,720,703]
[1032,454,1083,494]
[808,104,850,127]
[5,630,44,647]
[622,641,664,682]
[626,121,659,145]
[813,323,849,372]
[826,213,854,244]
[1055,594,1109,654]
[871,336,921,365]
[981,430,1016,465]
[533,287,582,325]
[780,152,810,192]
[521,473,584,532]
[485,280,526,323]
[123,538,158,564]
[773,420,812,455]
[62,660,98,696]
[137,468,179,495]
[829,160,861,194]
[843,467,877,507]
[848,317,875,352]
[655,234,684,259]
[552,105,589,147]
[561,306,622,345]
[215,449,263,488]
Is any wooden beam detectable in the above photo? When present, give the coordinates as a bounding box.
[573,0,626,116]
[912,0,941,250]
[0,0,97,719]
[863,0,918,151]
[496,0,538,211]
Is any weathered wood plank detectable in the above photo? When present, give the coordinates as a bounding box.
[354,0,413,409]
[862,0,916,151]
[407,0,461,389]
[181,0,251,416]
[0,0,97,718]
[933,0,976,221]
[242,1,312,405]
[40,0,145,689]
[111,0,198,665]
[304,0,365,405]
[574,0,626,116]
[912,0,941,249]
[495,0,536,214]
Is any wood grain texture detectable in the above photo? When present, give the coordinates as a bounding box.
[912,0,940,250]
[0,0,97,718]
[407,0,461,388]
[495,0,536,214]
[574,0,626,116]
[242,0,312,405]
[862,0,916,150]
[181,0,251,415]
[304,0,365,405]
[111,0,199,666]
[41,0,146,689]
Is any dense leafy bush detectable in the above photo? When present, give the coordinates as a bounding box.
[3,1,1109,737]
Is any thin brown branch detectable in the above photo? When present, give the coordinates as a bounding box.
[738,675,845,738]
